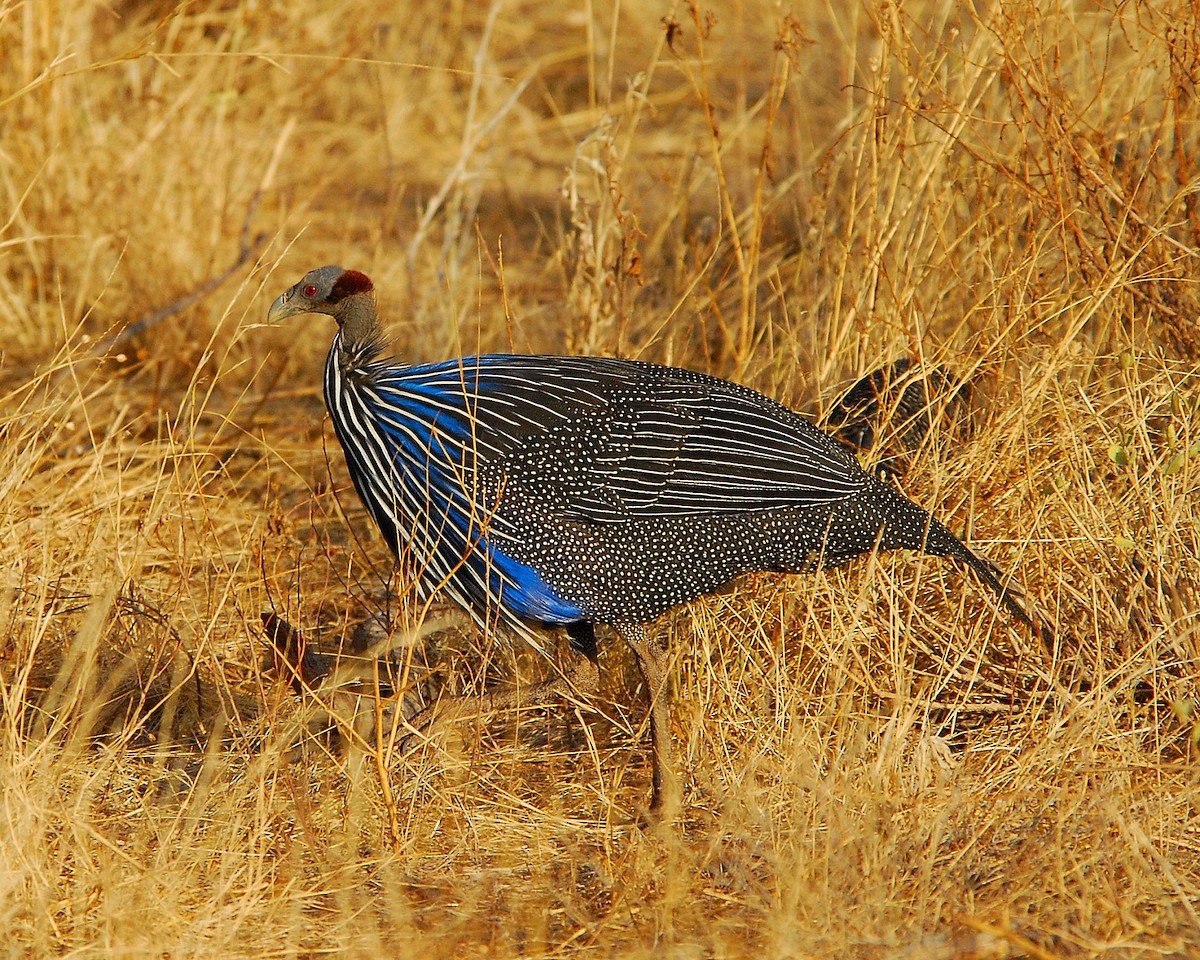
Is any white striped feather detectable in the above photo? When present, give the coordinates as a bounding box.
[355,352,869,522]
[323,344,873,640]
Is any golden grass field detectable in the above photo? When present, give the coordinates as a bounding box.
[3,0,1199,955]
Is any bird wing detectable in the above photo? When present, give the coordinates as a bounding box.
[367,355,869,523]
[579,381,868,517]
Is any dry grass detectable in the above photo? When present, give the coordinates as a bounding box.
[2,0,1199,955]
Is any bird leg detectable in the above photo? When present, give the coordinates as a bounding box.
[617,624,678,821]
[397,639,600,755]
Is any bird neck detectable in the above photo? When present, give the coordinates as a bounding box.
[335,291,381,353]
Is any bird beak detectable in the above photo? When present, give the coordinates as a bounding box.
[267,289,302,324]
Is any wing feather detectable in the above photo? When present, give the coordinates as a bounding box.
[365,354,869,523]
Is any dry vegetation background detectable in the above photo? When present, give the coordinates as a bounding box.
[2,0,1200,956]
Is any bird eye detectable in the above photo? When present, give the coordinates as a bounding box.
[303,284,318,297]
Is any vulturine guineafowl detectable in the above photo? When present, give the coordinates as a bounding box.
[267,265,1043,817]
[824,357,971,456]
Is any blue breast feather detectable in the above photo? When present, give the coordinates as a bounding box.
[348,360,587,624]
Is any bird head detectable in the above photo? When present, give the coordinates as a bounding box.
[268,266,379,350]
[267,265,375,324]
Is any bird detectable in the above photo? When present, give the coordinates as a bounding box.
[267,265,1043,818]
[823,357,971,456]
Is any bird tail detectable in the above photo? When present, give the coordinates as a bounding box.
[871,482,1051,646]
[922,517,1052,648]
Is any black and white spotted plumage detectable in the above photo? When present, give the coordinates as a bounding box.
[271,266,1033,645]
[268,265,1039,813]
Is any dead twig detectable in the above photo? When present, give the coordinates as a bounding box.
[85,191,268,363]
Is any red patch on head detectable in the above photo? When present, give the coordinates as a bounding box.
[330,270,374,301]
